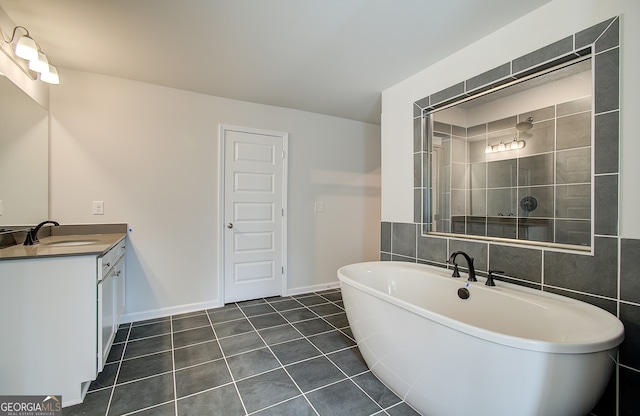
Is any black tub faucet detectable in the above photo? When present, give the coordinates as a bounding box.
[447,251,477,282]
[23,220,59,245]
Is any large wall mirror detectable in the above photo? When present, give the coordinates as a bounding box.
[423,55,593,249]
[0,75,49,231]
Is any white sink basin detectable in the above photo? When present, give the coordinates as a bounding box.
[44,239,101,247]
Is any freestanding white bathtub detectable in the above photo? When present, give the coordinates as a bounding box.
[338,261,624,416]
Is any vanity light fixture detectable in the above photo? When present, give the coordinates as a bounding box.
[485,138,526,154]
[1,26,59,84]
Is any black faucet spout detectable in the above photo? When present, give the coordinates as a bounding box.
[23,220,60,245]
[448,251,477,282]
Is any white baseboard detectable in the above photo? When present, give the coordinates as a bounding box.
[120,299,223,324]
[120,282,342,324]
[286,281,341,297]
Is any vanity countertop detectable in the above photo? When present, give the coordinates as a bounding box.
[0,233,126,260]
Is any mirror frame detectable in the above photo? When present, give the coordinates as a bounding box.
[413,17,620,253]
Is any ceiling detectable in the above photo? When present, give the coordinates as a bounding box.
[0,0,552,125]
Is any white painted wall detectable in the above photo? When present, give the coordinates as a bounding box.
[50,69,380,322]
[381,0,640,239]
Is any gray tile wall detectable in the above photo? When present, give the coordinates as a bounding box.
[392,16,638,416]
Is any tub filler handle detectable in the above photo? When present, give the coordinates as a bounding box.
[486,270,504,287]
[450,262,460,278]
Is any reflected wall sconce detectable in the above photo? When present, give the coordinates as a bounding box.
[1,25,59,84]
[485,138,526,154]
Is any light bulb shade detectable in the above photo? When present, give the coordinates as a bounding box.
[497,142,506,151]
[41,65,59,84]
[15,35,38,61]
[28,51,49,73]
[485,145,492,154]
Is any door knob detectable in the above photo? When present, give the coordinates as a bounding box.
[227,223,233,229]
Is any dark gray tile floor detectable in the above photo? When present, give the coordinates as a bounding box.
[63,289,421,416]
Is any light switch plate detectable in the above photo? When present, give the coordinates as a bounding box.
[0,199,3,215]
[314,201,325,213]
[92,201,104,215]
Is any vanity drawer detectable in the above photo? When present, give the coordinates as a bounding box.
[98,238,125,281]
[116,240,126,258]
[99,251,113,279]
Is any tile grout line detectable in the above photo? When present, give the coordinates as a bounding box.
[170,316,178,416]
[172,323,213,334]
[119,348,172,362]
[303,293,388,415]
[245,394,308,416]
[121,401,174,416]
[309,291,421,415]
[171,356,226,372]
[236,299,322,416]
[120,331,170,345]
[268,293,392,415]
[217,326,354,369]
[175,381,236,403]
[280,292,394,415]
[104,323,132,416]
[205,305,250,416]
[110,370,175,388]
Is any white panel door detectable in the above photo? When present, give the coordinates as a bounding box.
[223,128,285,302]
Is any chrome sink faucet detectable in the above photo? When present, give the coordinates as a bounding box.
[447,251,477,282]
[23,220,59,245]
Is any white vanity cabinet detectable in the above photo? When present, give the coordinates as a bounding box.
[0,235,126,407]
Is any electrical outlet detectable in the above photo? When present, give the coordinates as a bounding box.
[92,201,104,215]
[0,200,3,216]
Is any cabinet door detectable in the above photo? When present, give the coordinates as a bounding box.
[115,257,125,323]
[98,269,116,373]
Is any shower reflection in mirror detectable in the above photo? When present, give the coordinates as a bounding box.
[425,57,592,247]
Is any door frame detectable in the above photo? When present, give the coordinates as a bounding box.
[218,124,289,305]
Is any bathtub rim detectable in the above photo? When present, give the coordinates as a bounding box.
[338,261,624,354]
